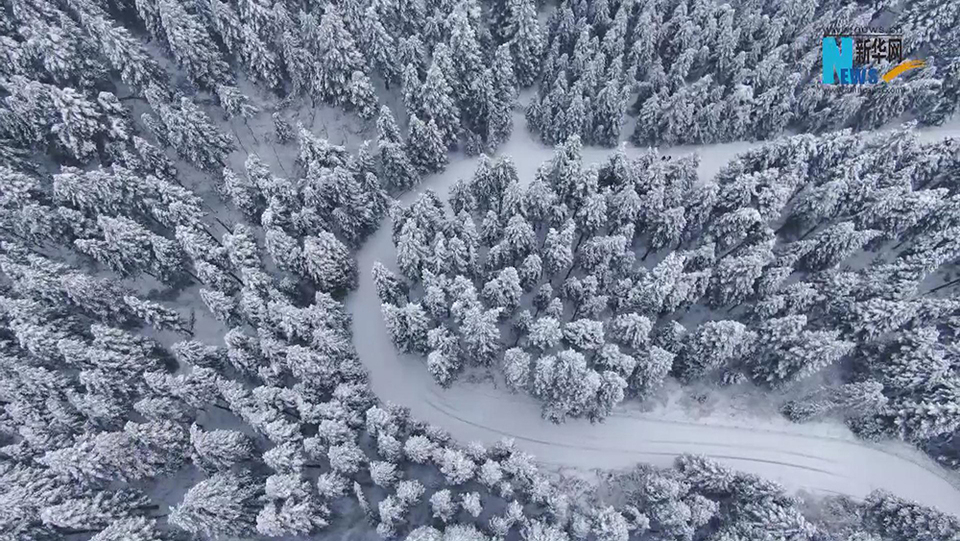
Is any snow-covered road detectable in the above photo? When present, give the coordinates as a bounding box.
[346,114,960,516]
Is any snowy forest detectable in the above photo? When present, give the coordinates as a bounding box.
[2,0,960,538]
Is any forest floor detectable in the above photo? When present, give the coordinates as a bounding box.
[345,109,960,515]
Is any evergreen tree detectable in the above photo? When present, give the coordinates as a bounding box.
[153,0,229,87]
[89,517,164,541]
[591,78,628,147]
[674,321,756,382]
[303,231,357,293]
[633,346,675,398]
[509,0,543,87]
[863,490,960,541]
[378,106,419,192]
[462,306,502,366]
[489,44,517,149]
[610,313,653,351]
[74,215,184,281]
[145,90,234,171]
[361,5,399,85]
[216,85,259,120]
[407,115,448,174]
[543,222,575,277]
[189,424,255,473]
[373,261,408,305]
[532,349,600,423]
[307,7,365,106]
[39,488,154,531]
[421,55,462,147]
[169,472,260,539]
[123,296,187,333]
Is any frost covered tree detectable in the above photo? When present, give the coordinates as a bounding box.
[462,492,483,518]
[151,0,229,87]
[436,447,477,485]
[257,474,329,537]
[532,349,600,422]
[405,435,436,464]
[383,301,430,354]
[145,91,234,171]
[373,261,408,305]
[370,461,400,488]
[508,0,543,87]
[407,115,449,174]
[610,313,653,351]
[378,107,420,192]
[74,215,184,282]
[303,231,357,292]
[420,56,462,147]
[169,472,260,539]
[461,306,502,365]
[88,517,164,541]
[488,44,517,149]
[123,296,187,333]
[503,347,532,391]
[189,424,255,473]
[563,319,605,351]
[39,489,155,531]
[306,6,376,115]
[674,321,756,382]
[431,489,458,523]
[542,223,575,277]
[483,267,523,313]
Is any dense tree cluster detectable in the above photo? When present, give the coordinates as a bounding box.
[381,125,960,465]
[526,0,960,147]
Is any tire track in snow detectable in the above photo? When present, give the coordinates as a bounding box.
[424,397,845,477]
[347,116,960,515]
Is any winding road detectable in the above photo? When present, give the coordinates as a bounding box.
[346,113,960,515]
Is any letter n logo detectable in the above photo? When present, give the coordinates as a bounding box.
[822,37,854,84]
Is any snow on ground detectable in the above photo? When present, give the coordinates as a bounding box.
[347,110,960,515]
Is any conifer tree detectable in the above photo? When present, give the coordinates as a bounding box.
[488,44,517,149]
[407,115,448,174]
[509,0,543,87]
[462,306,503,366]
[378,106,420,191]
[169,472,260,539]
[153,0,229,87]
[123,296,188,333]
[373,261,408,305]
[145,89,234,171]
[674,321,755,382]
[591,78,628,147]
[421,56,462,147]
[303,231,358,293]
[310,6,373,112]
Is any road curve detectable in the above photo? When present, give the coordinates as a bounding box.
[345,114,960,516]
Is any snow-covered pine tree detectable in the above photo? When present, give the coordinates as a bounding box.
[509,0,543,88]
[145,89,234,171]
[462,306,503,366]
[169,472,260,539]
[373,261,408,305]
[674,320,756,382]
[407,115,449,174]
[303,231,357,293]
[488,44,517,149]
[308,6,376,115]
[420,54,462,147]
[377,106,420,192]
[152,0,229,87]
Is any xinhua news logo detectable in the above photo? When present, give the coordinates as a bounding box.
[821,28,925,85]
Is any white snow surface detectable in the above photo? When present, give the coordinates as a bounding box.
[348,112,960,515]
